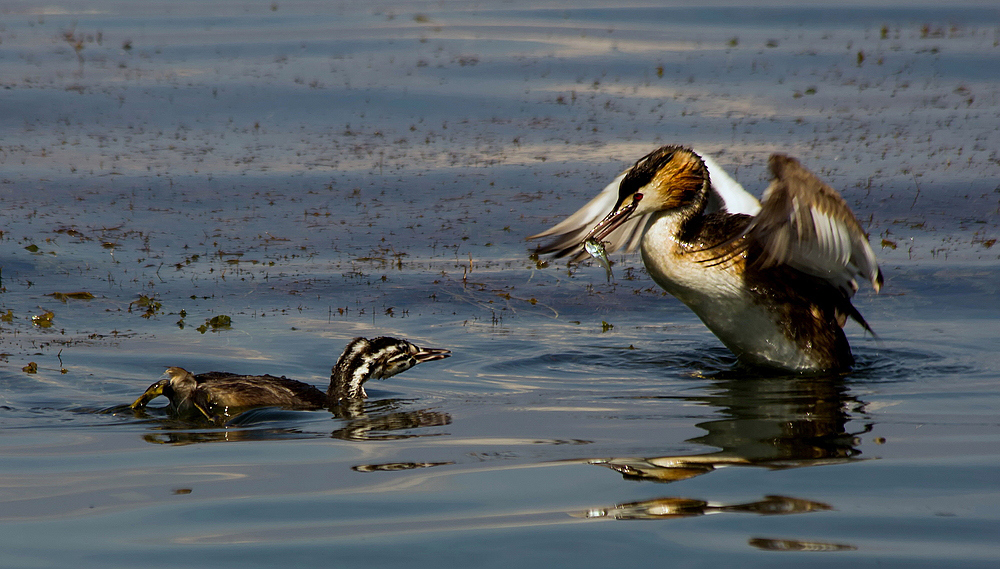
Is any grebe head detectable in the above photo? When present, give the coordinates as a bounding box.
[164,366,197,395]
[330,337,451,400]
[129,366,198,410]
[585,146,709,243]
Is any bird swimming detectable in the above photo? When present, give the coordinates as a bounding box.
[130,336,451,419]
[530,145,883,372]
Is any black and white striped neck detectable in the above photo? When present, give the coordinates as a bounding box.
[328,336,450,401]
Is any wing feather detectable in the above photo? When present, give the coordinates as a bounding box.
[529,150,759,261]
[697,150,761,215]
[528,171,653,261]
[748,154,883,296]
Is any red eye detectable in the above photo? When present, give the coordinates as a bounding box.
[634,193,643,202]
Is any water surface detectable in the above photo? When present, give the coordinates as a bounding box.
[2,1,999,567]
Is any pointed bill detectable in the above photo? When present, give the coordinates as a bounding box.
[583,193,643,243]
[130,379,168,410]
[413,347,451,363]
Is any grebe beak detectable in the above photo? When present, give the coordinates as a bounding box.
[413,347,451,363]
[130,379,168,410]
[583,193,643,244]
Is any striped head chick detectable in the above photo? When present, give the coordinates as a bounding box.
[328,336,451,401]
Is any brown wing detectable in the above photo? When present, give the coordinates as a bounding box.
[748,154,883,296]
[195,373,327,409]
[702,154,882,298]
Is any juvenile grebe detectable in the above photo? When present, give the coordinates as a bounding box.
[130,336,450,418]
[530,146,882,372]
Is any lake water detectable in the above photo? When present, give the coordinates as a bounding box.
[2,1,999,567]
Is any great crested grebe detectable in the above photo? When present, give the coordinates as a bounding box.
[130,336,450,419]
[530,146,882,372]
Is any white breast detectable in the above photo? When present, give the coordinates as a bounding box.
[640,214,822,371]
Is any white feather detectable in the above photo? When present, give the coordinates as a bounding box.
[696,150,761,216]
[529,171,654,259]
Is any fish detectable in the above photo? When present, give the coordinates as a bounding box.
[584,237,614,282]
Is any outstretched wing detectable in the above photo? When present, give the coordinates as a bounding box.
[528,171,652,261]
[745,154,883,297]
[698,150,761,216]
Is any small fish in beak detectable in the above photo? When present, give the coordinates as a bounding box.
[584,238,614,282]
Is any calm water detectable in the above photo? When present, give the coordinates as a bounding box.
[2,1,1000,567]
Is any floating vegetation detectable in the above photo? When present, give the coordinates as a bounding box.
[197,314,232,334]
[22,362,38,373]
[129,295,162,319]
[175,254,201,269]
[32,311,55,328]
[54,226,87,240]
[1,310,13,323]
[972,235,996,249]
[46,291,96,303]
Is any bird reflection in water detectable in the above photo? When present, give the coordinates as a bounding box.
[576,371,868,555]
[748,538,857,552]
[577,494,856,552]
[593,372,869,483]
[352,461,454,473]
[328,397,451,442]
[136,398,451,445]
[574,495,831,521]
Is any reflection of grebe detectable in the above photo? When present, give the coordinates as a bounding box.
[531,146,882,372]
[574,495,833,520]
[589,373,868,484]
[129,337,450,419]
